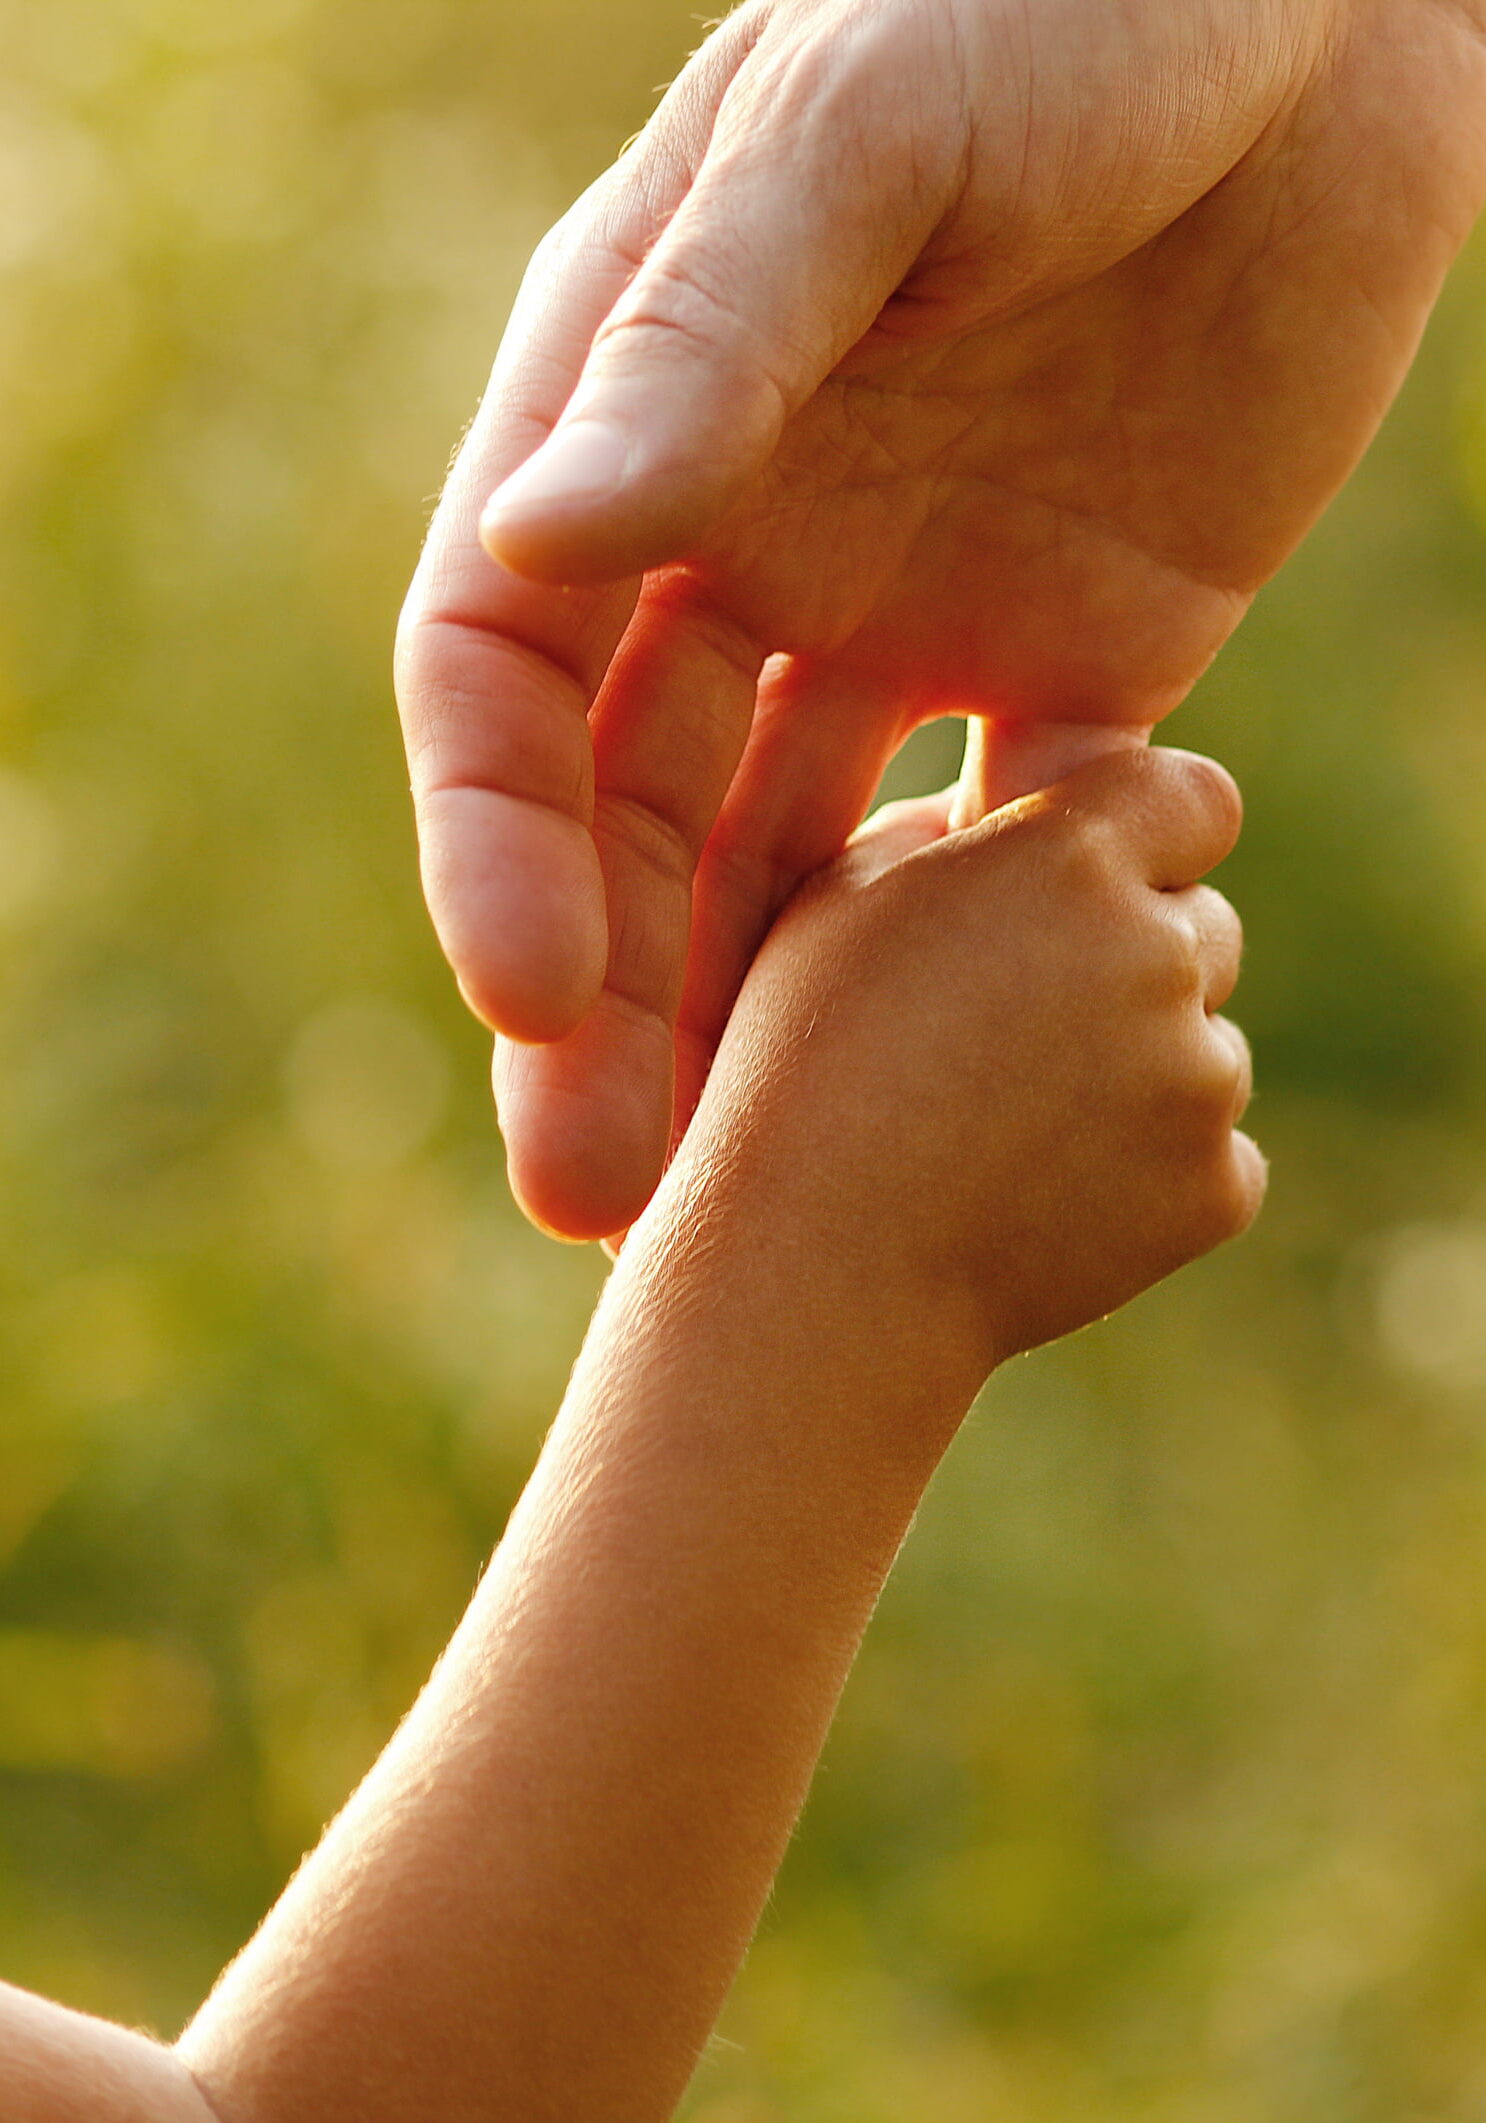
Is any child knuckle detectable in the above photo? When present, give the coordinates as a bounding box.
[1156,908,1207,1000]
[1169,1152,1244,1259]
[1159,1033,1246,1153]
[1218,1022,1255,1118]
[1042,811,1122,899]
[1168,751,1244,844]
[1193,880,1242,947]
[1207,1146,1266,1243]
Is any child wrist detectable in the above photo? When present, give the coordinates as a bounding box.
[622,1141,998,1443]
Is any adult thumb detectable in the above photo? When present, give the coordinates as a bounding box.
[479,32,961,585]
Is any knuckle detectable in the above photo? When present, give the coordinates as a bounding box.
[1039,808,1123,896]
[722,21,842,126]
[1224,1048,1254,1124]
[1164,749,1244,842]
[1191,1172,1250,1253]
[521,193,610,296]
[1163,1120,1264,1258]
[1205,1139,1268,1243]
[597,246,755,370]
[1216,1012,1254,1075]
[594,249,797,435]
[1161,1023,1251,1141]
[1214,1024,1254,1109]
[1105,745,1240,839]
[1193,880,1241,939]
[598,254,734,360]
[529,211,574,276]
[393,603,450,733]
[1156,905,1206,1000]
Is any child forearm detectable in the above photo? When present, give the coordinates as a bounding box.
[2,745,1257,2123]
[175,1152,989,2123]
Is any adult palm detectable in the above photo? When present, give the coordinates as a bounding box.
[396,0,1486,1239]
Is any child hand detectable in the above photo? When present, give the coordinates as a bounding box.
[664,745,1263,1372]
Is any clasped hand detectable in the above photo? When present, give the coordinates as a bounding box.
[395,0,1486,1242]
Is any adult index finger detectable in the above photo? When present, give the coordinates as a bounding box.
[395,167,677,1042]
[397,35,750,1050]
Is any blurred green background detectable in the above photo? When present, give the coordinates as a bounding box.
[1,1,1486,2117]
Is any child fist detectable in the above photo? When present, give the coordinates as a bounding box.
[668,746,1263,1374]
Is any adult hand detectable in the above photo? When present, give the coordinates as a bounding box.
[396,0,1486,1241]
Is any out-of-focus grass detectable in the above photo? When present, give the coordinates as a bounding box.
[1,2,1485,2115]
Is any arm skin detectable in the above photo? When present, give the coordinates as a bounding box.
[0,1226,980,2123]
[176,1164,995,2123]
[0,748,1261,2123]
[396,0,1486,1243]
[1,1182,990,2123]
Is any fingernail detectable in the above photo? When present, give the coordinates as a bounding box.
[482,420,629,532]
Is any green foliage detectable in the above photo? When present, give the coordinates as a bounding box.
[1,1,1486,2114]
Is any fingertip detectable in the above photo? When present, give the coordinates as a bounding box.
[1072,744,1244,888]
[1206,1011,1253,1119]
[478,515,639,592]
[1069,741,1241,833]
[494,1001,675,1243]
[503,1132,661,1246]
[456,967,596,1048]
[450,927,606,1047]
[478,419,645,586]
[485,420,630,528]
[478,471,726,590]
[1158,748,1244,851]
[478,373,774,585]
